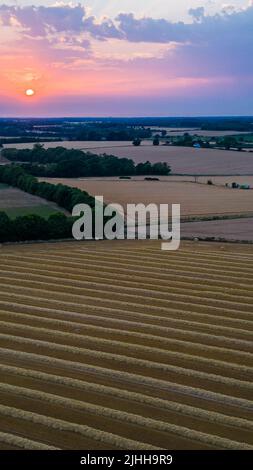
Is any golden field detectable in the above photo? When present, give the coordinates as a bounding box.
[0,240,252,450]
[41,178,253,220]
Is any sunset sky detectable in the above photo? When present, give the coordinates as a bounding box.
[0,0,252,116]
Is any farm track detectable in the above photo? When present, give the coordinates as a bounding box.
[0,240,252,449]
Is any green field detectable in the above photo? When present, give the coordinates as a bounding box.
[0,183,9,190]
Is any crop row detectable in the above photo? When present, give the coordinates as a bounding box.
[0,382,252,450]
[0,309,251,364]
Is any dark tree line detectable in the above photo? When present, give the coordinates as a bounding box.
[75,124,151,141]
[2,144,171,178]
[0,211,74,243]
[2,145,171,177]
[0,119,152,141]
[0,164,96,212]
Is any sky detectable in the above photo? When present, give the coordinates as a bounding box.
[0,0,252,116]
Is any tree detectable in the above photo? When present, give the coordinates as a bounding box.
[176,133,193,147]
[153,137,160,146]
[0,212,13,242]
[132,138,141,146]
[14,214,49,241]
[48,213,72,239]
[220,136,237,150]
[152,162,171,175]
[136,161,152,175]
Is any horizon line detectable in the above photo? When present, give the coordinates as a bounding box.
[0,115,253,120]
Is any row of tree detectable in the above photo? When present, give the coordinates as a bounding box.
[2,145,171,177]
[0,165,100,242]
[0,165,96,213]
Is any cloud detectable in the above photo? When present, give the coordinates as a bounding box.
[188,7,205,21]
[1,3,253,50]
[116,6,253,49]
[0,4,86,36]
[0,2,253,115]
[0,3,123,41]
[114,5,253,82]
[82,16,123,40]
[115,13,189,43]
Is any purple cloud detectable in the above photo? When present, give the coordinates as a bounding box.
[0,3,253,117]
[115,13,189,43]
[0,4,86,36]
[82,16,123,41]
[1,3,253,51]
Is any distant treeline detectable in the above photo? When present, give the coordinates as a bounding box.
[0,138,57,145]
[0,120,152,141]
[75,123,151,141]
[2,145,171,177]
[0,164,98,242]
[1,117,253,137]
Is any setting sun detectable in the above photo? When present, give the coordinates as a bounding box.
[25,89,35,97]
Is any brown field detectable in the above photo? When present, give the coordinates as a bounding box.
[182,218,253,241]
[41,178,253,220]
[52,175,253,185]
[0,239,252,450]
[126,175,253,186]
[4,140,253,175]
[177,176,253,186]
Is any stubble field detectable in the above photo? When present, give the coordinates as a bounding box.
[0,240,252,450]
[181,218,253,241]
[41,178,253,220]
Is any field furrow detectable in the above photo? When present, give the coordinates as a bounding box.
[1,302,253,345]
[0,240,252,449]
[0,310,252,364]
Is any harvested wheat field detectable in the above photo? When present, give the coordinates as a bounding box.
[0,240,252,450]
[181,218,253,242]
[41,178,253,220]
[78,175,253,185]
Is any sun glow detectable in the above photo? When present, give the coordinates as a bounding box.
[25,89,35,97]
